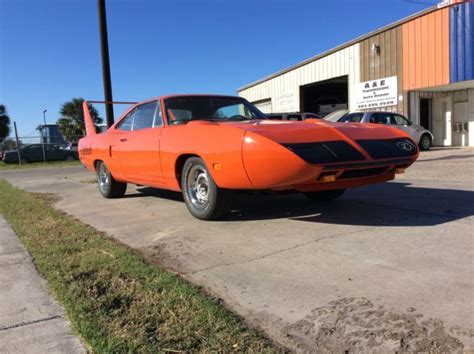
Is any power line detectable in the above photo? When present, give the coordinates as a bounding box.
[402,0,437,6]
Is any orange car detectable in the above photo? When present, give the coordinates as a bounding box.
[79,95,418,220]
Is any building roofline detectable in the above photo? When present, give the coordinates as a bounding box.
[238,4,440,92]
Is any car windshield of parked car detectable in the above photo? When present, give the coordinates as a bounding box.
[164,96,266,124]
[323,109,349,122]
[339,112,365,123]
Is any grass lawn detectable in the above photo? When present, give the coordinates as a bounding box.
[0,179,277,352]
[0,160,81,170]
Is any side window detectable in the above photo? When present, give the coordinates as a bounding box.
[370,113,392,125]
[117,109,136,131]
[268,115,283,120]
[287,114,303,121]
[133,102,157,130]
[394,114,409,125]
[340,113,364,123]
[28,146,42,154]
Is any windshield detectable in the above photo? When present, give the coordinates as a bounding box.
[164,96,266,125]
[323,109,349,122]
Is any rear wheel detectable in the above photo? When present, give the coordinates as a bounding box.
[303,189,346,202]
[181,157,233,220]
[97,162,127,198]
[419,134,431,151]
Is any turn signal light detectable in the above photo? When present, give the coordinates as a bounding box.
[394,167,405,174]
[213,163,222,170]
[318,174,337,182]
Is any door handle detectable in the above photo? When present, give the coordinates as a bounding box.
[120,138,128,142]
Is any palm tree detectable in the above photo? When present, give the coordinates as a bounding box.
[0,104,11,140]
[58,98,102,142]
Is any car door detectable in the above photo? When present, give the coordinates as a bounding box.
[45,145,64,161]
[392,114,418,140]
[116,101,164,184]
[25,145,43,162]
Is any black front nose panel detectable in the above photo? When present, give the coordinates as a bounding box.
[282,141,366,164]
[356,138,418,159]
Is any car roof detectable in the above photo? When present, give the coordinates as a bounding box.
[134,94,245,106]
[267,112,318,115]
[345,111,404,115]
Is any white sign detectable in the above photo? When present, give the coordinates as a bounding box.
[274,92,296,112]
[355,76,398,110]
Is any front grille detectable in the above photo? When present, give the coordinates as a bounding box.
[282,141,365,164]
[338,166,389,179]
[357,138,418,160]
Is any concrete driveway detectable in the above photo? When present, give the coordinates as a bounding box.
[1,148,473,352]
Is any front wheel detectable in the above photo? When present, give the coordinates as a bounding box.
[97,162,127,198]
[303,189,346,202]
[419,134,431,151]
[181,157,234,220]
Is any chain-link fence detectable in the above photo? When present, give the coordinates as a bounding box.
[1,132,75,164]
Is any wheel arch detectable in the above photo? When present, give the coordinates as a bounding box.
[175,153,201,188]
[93,159,103,171]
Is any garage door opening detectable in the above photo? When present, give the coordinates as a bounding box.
[300,76,348,116]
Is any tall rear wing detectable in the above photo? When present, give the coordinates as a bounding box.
[83,100,137,136]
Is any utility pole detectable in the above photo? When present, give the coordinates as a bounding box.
[41,109,47,162]
[97,0,114,127]
[13,121,22,165]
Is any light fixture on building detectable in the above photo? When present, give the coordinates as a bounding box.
[371,43,381,56]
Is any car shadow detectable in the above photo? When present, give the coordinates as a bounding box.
[416,154,474,162]
[130,182,474,227]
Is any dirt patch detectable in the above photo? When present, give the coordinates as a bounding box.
[283,297,467,353]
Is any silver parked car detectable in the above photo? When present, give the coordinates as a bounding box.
[266,112,321,121]
[335,111,434,150]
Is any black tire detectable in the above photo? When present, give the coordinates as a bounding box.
[97,161,127,198]
[181,157,233,220]
[419,134,431,151]
[303,189,346,202]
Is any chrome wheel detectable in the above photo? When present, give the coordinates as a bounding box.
[187,165,210,210]
[98,164,109,194]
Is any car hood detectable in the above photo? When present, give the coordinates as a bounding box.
[222,119,409,144]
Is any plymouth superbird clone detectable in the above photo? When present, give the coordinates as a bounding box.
[79,95,419,220]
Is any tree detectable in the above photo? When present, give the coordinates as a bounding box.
[0,138,20,151]
[0,104,11,140]
[57,98,102,142]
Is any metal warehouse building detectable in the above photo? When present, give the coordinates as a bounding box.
[238,0,474,147]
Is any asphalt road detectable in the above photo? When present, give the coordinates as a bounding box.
[1,147,473,352]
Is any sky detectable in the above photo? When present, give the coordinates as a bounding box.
[0,0,435,138]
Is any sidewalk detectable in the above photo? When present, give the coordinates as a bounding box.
[0,215,86,353]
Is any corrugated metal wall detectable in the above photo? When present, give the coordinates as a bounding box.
[402,8,450,90]
[450,2,474,82]
[238,44,360,112]
[360,27,405,113]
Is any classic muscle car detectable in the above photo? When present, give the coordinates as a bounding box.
[79,95,419,220]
